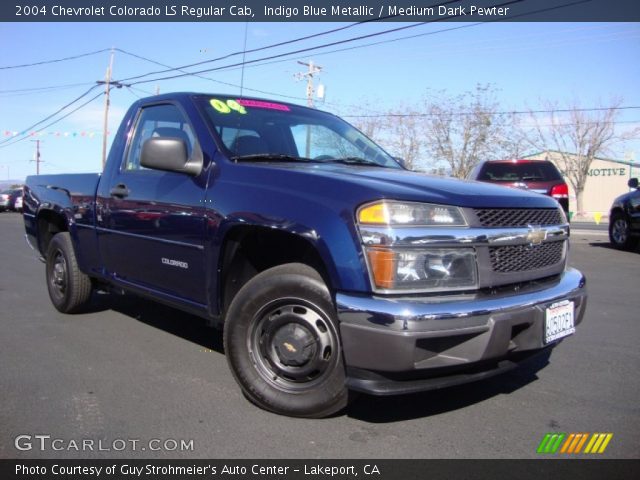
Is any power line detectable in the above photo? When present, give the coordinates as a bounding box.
[0,81,95,95]
[0,90,106,149]
[0,5,612,100]
[121,0,591,88]
[125,21,442,85]
[537,119,640,127]
[125,1,520,86]
[127,85,155,96]
[116,47,310,102]
[344,106,640,118]
[0,48,111,70]
[0,0,606,152]
[115,1,462,84]
[0,87,102,148]
[120,48,372,112]
[125,86,144,99]
[215,0,591,78]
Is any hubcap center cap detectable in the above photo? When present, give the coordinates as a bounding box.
[272,323,316,367]
[53,262,65,287]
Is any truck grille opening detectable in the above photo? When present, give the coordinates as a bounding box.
[473,208,562,227]
[489,241,565,273]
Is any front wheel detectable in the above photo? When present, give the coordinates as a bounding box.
[223,263,348,418]
[609,213,638,250]
[45,232,93,313]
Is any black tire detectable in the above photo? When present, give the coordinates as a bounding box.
[45,232,93,313]
[609,213,638,250]
[223,263,348,418]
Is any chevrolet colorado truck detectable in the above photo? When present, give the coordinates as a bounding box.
[23,93,587,417]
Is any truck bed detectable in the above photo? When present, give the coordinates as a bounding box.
[23,173,100,256]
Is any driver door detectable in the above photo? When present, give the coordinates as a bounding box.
[100,103,208,305]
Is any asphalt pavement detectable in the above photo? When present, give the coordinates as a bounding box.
[0,212,638,459]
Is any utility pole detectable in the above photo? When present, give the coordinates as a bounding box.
[99,48,114,169]
[294,61,323,157]
[294,60,323,107]
[30,139,43,175]
[96,48,128,168]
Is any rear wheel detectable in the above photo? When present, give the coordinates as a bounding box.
[223,263,348,418]
[609,213,638,250]
[46,232,93,313]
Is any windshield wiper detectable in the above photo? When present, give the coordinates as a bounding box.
[232,153,315,163]
[326,157,387,167]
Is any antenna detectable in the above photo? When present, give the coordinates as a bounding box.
[239,22,249,98]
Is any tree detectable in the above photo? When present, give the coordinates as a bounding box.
[421,84,519,178]
[383,104,424,170]
[349,98,387,141]
[527,98,639,214]
[349,101,424,170]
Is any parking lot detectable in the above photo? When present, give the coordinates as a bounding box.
[0,212,638,459]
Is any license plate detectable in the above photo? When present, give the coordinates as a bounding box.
[544,300,575,344]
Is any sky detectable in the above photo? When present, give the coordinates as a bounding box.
[0,20,639,182]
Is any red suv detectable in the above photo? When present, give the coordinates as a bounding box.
[468,159,569,213]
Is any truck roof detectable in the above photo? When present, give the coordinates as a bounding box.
[135,92,324,114]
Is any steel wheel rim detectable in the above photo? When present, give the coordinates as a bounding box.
[49,250,68,299]
[612,218,628,244]
[248,299,339,392]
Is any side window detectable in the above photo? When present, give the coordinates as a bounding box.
[124,104,195,171]
[290,124,361,159]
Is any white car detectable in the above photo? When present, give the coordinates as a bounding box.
[13,193,23,212]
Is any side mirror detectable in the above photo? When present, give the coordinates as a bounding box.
[628,177,639,189]
[140,137,202,176]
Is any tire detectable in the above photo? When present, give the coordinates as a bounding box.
[223,263,348,418]
[45,232,93,313]
[609,213,638,250]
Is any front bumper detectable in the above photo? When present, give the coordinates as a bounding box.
[337,267,587,395]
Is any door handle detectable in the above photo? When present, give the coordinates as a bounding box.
[109,184,130,198]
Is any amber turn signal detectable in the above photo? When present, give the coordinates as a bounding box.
[367,248,396,289]
[358,203,388,224]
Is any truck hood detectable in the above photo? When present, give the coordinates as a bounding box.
[232,162,560,209]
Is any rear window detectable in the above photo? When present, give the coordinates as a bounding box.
[478,162,562,182]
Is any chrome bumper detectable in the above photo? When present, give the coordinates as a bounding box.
[337,267,587,392]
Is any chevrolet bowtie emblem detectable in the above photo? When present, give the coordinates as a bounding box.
[526,226,547,246]
[283,342,297,353]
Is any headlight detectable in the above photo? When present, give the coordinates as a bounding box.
[366,247,478,292]
[358,200,466,226]
[357,201,476,293]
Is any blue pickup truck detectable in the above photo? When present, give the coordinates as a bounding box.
[23,93,587,417]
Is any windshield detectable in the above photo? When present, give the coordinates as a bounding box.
[197,96,401,169]
[478,162,562,182]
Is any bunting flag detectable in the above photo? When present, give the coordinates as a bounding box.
[3,130,109,138]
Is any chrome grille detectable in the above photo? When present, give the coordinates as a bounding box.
[489,241,564,273]
[473,208,562,227]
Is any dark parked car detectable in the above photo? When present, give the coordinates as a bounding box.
[0,189,14,212]
[8,188,23,212]
[468,159,570,213]
[609,178,640,250]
